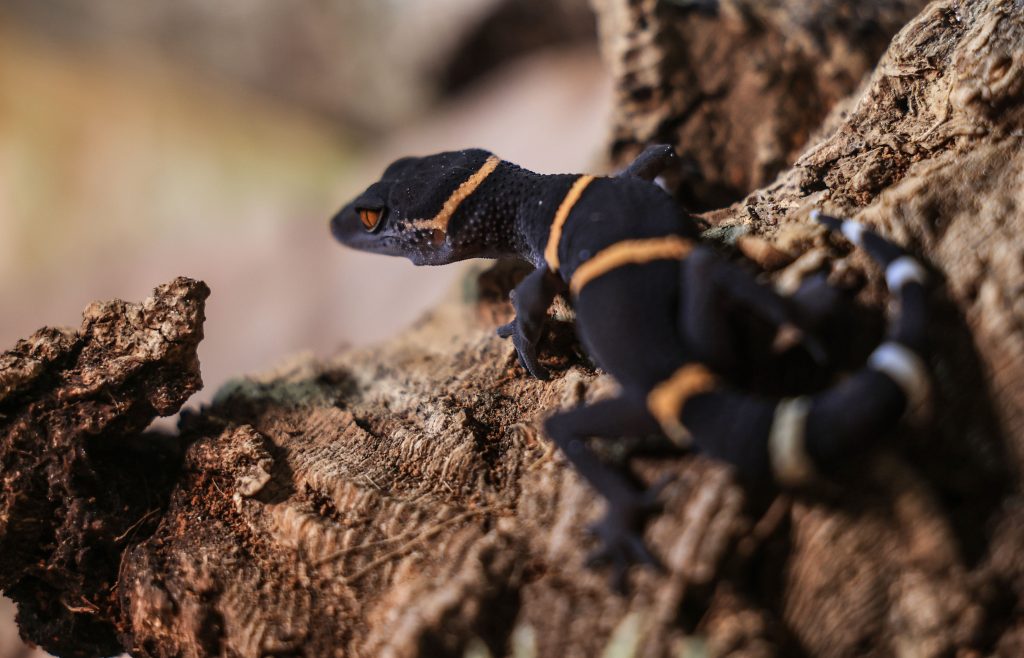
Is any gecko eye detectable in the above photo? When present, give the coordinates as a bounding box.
[358,208,383,231]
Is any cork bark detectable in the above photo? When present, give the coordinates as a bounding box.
[0,278,208,657]
[591,0,933,210]
[3,1,1024,656]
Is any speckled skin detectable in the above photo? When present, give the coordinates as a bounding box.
[331,146,929,587]
[333,150,576,265]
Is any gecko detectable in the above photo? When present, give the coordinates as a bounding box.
[329,145,930,586]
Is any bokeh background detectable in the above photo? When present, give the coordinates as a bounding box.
[0,1,610,655]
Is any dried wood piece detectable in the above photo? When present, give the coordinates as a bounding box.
[116,286,754,657]
[590,0,931,210]
[0,277,208,657]
[6,1,1024,656]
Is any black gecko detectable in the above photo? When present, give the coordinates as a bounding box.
[330,145,930,584]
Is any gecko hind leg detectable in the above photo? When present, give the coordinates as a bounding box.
[543,395,670,591]
[617,144,678,181]
[681,246,828,368]
[788,272,845,330]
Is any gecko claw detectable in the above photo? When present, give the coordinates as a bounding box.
[585,477,671,592]
[497,319,549,380]
[515,340,550,380]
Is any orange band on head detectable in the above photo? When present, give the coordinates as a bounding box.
[410,155,501,232]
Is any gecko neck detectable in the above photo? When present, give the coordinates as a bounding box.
[514,171,581,268]
[448,161,577,268]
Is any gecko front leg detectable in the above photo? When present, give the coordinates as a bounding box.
[497,266,563,380]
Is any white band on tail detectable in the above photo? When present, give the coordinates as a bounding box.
[841,220,866,246]
[769,396,816,486]
[868,342,929,412]
[885,256,928,290]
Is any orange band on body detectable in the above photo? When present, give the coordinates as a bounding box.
[544,175,595,271]
[569,236,694,296]
[646,363,718,446]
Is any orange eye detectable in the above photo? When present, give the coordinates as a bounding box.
[359,208,381,231]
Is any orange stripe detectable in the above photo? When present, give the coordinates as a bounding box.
[646,363,718,446]
[544,175,595,271]
[410,155,501,232]
[569,236,694,295]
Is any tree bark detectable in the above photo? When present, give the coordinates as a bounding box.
[0,278,208,657]
[590,0,933,210]
[3,1,1024,656]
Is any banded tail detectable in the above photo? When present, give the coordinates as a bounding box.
[678,212,930,484]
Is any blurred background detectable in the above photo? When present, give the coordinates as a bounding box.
[0,1,610,655]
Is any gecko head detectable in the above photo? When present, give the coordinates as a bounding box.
[330,149,498,266]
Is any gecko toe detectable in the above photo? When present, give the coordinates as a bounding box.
[584,483,667,592]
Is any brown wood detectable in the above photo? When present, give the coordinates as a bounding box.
[2,1,1023,656]
[591,0,933,211]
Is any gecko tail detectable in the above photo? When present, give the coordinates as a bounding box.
[677,214,930,484]
[813,211,928,351]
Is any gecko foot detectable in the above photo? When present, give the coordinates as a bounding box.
[496,318,550,380]
[585,476,671,592]
[773,323,828,365]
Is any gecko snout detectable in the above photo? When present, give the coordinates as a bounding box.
[329,205,357,245]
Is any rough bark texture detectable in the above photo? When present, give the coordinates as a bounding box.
[3,1,1024,656]
[591,0,933,210]
[0,277,209,657]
